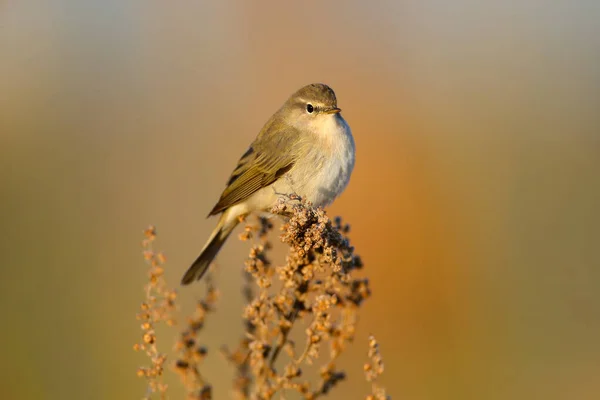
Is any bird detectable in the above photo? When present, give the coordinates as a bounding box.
[181,83,355,285]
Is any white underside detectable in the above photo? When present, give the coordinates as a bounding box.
[224,114,355,225]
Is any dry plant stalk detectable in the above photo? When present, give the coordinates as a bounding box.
[223,196,371,399]
[136,198,389,399]
[173,271,218,399]
[134,226,177,399]
[364,335,389,400]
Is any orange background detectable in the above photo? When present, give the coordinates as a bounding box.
[1,1,599,399]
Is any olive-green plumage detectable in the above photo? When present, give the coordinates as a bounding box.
[208,120,302,216]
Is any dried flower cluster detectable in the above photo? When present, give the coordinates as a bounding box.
[224,197,371,399]
[135,198,389,399]
[364,335,389,400]
[134,226,177,399]
[173,271,218,399]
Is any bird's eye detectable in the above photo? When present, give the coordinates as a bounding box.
[306,103,314,113]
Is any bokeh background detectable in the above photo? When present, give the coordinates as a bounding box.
[2,1,599,399]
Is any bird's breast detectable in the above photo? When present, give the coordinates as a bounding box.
[286,115,355,207]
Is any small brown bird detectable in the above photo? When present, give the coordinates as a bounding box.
[181,83,355,285]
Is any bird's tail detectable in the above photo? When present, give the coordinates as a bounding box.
[181,214,237,285]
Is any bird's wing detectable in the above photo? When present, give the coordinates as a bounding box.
[208,123,299,216]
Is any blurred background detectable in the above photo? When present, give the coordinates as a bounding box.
[1,1,599,399]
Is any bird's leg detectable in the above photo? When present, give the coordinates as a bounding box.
[270,188,303,217]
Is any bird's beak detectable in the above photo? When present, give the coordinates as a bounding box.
[325,107,342,114]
